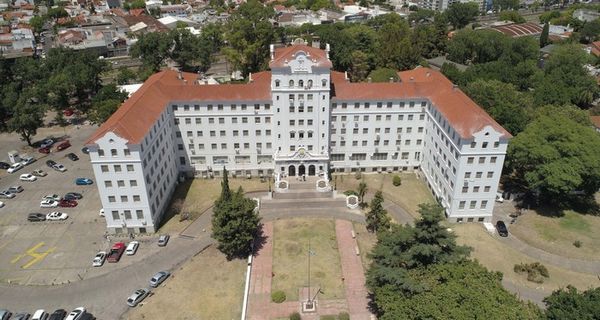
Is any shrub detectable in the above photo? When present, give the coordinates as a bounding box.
[354,171,362,180]
[344,190,358,196]
[271,290,286,303]
[514,262,549,283]
[338,312,350,320]
[289,312,301,320]
[320,316,336,320]
[573,240,582,248]
[392,175,402,186]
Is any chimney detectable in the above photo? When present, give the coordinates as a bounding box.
[367,77,372,83]
[389,77,394,83]
[344,71,348,81]
[453,84,459,90]
[325,43,330,58]
[177,70,183,80]
[409,76,414,81]
[249,73,253,83]
[270,44,274,60]
[426,72,431,77]
[312,36,320,49]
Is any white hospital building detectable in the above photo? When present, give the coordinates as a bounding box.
[86,41,511,234]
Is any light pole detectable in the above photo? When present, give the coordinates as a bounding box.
[306,239,316,308]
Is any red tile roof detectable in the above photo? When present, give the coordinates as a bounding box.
[591,41,600,57]
[270,44,333,68]
[591,116,600,129]
[87,70,271,145]
[489,23,542,38]
[331,68,511,139]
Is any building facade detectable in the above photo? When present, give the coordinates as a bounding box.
[87,41,510,234]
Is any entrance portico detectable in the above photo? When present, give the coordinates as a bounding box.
[276,148,329,178]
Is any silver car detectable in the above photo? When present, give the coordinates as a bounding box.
[149,271,170,287]
[127,288,150,307]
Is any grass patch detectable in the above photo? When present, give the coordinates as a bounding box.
[353,222,378,271]
[124,246,246,320]
[452,223,600,295]
[159,177,268,233]
[510,210,600,260]
[334,172,434,218]
[272,218,344,301]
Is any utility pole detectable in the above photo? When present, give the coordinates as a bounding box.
[307,239,311,307]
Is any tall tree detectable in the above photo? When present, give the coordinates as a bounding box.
[130,32,173,72]
[212,168,261,259]
[445,2,480,30]
[366,191,391,233]
[507,108,600,201]
[7,91,46,146]
[349,50,370,82]
[170,29,200,71]
[375,14,419,70]
[544,286,600,320]
[540,22,550,47]
[357,181,368,206]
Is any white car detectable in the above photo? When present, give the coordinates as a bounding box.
[31,309,48,320]
[126,241,139,255]
[52,164,67,172]
[127,288,149,307]
[93,251,107,267]
[65,307,85,320]
[40,199,59,208]
[19,173,37,182]
[20,156,36,166]
[46,212,68,220]
[0,201,4,208]
[7,162,23,173]
[43,194,61,201]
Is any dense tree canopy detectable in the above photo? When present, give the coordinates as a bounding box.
[544,286,600,320]
[446,2,480,30]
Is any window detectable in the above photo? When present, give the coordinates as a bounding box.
[473,186,480,193]
[289,79,294,87]
[111,149,117,156]
[470,142,476,148]
[482,142,488,148]
[108,196,116,203]
[98,149,105,157]
[121,195,128,202]
[124,149,130,156]
[479,157,485,164]
[469,201,477,209]
[112,211,119,220]
[127,165,134,172]
[490,157,497,163]
[130,180,137,187]
[133,195,141,202]
[117,180,125,187]
[275,79,280,87]
[462,186,468,193]
[459,201,466,209]
[136,210,144,219]
[487,171,493,178]
[494,141,500,148]
[114,165,122,172]
[467,157,474,164]
[481,200,488,209]
[101,165,108,173]
[465,172,471,178]
[104,181,112,188]
[475,172,482,178]
[484,186,491,192]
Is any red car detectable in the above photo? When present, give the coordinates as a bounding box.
[59,199,78,207]
[63,108,74,116]
[38,147,51,154]
[107,242,126,263]
[56,140,71,151]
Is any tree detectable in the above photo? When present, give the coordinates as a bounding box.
[464,79,532,134]
[349,50,370,82]
[499,10,526,23]
[170,29,200,71]
[7,92,46,146]
[116,68,136,85]
[368,68,399,82]
[445,2,479,30]
[29,16,46,35]
[544,286,600,320]
[493,0,520,10]
[357,181,368,206]
[506,109,600,202]
[212,168,262,259]
[130,32,173,72]
[375,14,419,70]
[540,22,550,47]
[447,29,508,64]
[580,19,600,43]
[366,191,390,233]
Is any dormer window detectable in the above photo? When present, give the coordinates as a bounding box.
[289,80,294,87]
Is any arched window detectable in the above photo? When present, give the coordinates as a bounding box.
[321,79,327,87]
[299,80,304,87]
[307,80,313,87]
[275,79,280,87]
[289,80,294,87]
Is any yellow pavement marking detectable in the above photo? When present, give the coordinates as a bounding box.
[11,242,56,269]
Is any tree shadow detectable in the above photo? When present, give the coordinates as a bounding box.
[156,178,194,230]
[252,223,268,257]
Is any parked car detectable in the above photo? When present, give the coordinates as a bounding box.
[81,147,90,154]
[0,201,4,208]
[43,194,61,201]
[48,309,67,320]
[52,164,67,172]
[65,307,85,320]
[0,161,10,169]
[126,288,150,307]
[46,160,56,168]
[63,108,74,116]
[8,186,24,193]
[56,140,71,151]
[75,178,93,185]
[496,220,508,237]
[67,153,79,161]
[40,138,54,149]
[107,242,126,263]
[40,199,59,208]
[7,162,24,173]
[0,309,12,320]
[28,213,47,222]
[32,169,47,177]
[31,309,49,320]
[11,313,30,320]
[58,199,78,207]
[126,241,139,255]
[158,234,170,247]
[20,173,37,182]
[20,156,36,166]
[64,192,83,200]
[0,191,15,199]
[149,271,170,287]
[46,212,68,221]
[38,147,51,154]
[92,251,107,267]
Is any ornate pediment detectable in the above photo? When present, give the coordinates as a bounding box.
[288,52,315,73]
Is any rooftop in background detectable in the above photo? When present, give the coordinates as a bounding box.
[489,22,542,38]
[427,56,468,72]
[591,116,600,131]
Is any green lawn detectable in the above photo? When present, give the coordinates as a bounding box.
[353,222,378,271]
[271,218,345,301]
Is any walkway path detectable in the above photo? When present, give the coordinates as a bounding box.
[335,220,373,320]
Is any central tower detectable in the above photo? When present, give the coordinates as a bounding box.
[269,40,332,178]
